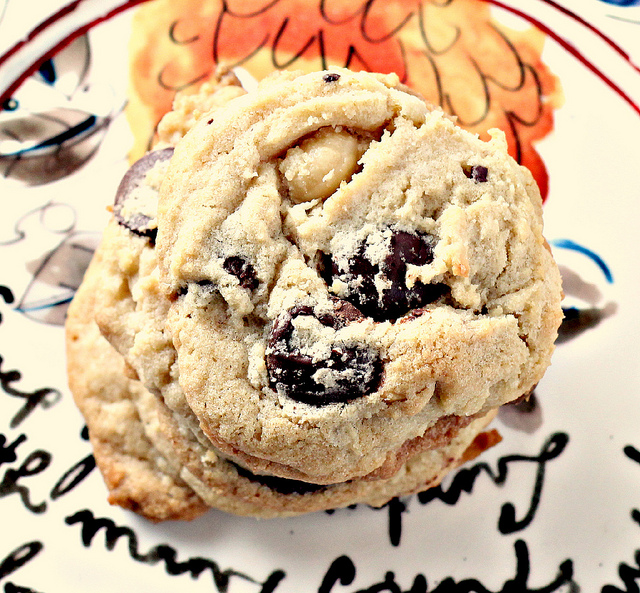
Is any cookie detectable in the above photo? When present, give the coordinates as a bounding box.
[154,68,562,483]
[66,221,500,519]
[66,66,562,518]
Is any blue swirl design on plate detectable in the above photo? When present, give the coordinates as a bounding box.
[551,238,616,344]
[552,238,613,283]
[598,0,640,6]
[0,35,120,185]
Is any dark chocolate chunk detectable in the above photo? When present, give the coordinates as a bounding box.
[320,248,377,318]
[223,256,259,290]
[322,72,341,83]
[232,463,328,495]
[320,228,447,322]
[462,164,489,183]
[176,279,215,298]
[265,300,382,406]
[113,147,174,239]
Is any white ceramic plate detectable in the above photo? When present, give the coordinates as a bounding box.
[1,1,639,591]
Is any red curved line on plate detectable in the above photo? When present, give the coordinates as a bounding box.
[1,0,639,118]
[484,0,640,117]
[534,0,640,75]
[0,0,84,69]
[0,0,151,105]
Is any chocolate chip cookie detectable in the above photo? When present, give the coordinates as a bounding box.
[155,68,562,484]
[66,67,562,518]
[67,255,499,518]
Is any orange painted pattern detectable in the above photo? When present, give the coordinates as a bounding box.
[127,0,563,198]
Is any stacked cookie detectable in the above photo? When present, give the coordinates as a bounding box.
[66,68,562,521]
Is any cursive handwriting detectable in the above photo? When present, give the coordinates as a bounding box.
[62,508,579,592]
[0,285,62,428]
[4,584,42,593]
[0,433,50,514]
[0,541,43,593]
[0,283,94,514]
[602,518,640,593]
[50,452,95,501]
[420,432,568,533]
[0,356,62,429]
[379,432,569,547]
[209,0,410,77]
[0,429,95,515]
[0,286,14,324]
[65,509,285,593]
[317,539,576,593]
[601,447,640,592]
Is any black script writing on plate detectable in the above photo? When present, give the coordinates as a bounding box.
[0,540,43,593]
[379,432,568,547]
[317,539,576,592]
[0,429,95,513]
[0,356,62,429]
[0,285,62,427]
[65,509,286,592]
[0,433,50,514]
[601,447,640,593]
[50,453,95,501]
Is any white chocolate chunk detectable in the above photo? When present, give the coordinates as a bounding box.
[279,127,365,204]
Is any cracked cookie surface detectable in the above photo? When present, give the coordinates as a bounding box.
[152,68,561,484]
[66,209,499,520]
[67,68,562,514]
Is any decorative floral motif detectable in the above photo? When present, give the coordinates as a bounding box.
[0,35,121,184]
[127,0,563,199]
